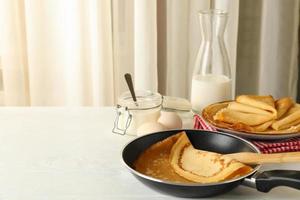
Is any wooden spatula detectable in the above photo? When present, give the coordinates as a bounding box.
[226,152,300,165]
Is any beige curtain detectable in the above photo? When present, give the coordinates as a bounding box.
[236,0,299,99]
[0,0,115,106]
[0,0,299,106]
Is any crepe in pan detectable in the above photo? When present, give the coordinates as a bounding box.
[169,134,253,183]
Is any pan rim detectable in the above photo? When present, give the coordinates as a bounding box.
[121,129,261,187]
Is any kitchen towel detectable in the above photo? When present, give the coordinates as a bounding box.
[194,114,300,154]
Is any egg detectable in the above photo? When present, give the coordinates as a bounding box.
[158,111,182,129]
[137,122,167,136]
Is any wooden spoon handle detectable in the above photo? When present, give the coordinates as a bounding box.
[227,152,300,165]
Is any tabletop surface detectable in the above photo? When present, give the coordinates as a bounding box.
[0,107,299,200]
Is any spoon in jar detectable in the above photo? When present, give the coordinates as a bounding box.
[124,73,138,107]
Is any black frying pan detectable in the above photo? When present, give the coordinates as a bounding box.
[122,129,300,198]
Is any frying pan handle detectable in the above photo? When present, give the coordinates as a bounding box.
[255,170,300,192]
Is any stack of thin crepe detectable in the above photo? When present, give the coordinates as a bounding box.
[212,95,300,133]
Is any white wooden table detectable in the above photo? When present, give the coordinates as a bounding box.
[0,107,299,199]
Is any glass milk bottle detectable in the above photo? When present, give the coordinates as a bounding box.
[191,9,232,113]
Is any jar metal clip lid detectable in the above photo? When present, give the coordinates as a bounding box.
[112,105,132,135]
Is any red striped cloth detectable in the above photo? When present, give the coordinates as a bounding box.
[194,114,300,154]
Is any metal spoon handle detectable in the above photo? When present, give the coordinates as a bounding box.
[124,73,138,105]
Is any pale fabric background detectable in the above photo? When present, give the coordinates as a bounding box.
[0,0,299,106]
[236,0,299,99]
[0,0,115,106]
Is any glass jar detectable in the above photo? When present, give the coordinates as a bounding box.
[112,90,162,135]
[191,9,232,113]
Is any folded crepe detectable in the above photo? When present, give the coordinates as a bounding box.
[232,120,273,132]
[236,95,277,118]
[285,104,300,116]
[272,109,300,130]
[169,134,253,183]
[228,102,274,116]
[214,108,273,126]
[252,120,273,132]
[275,97,294,119]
